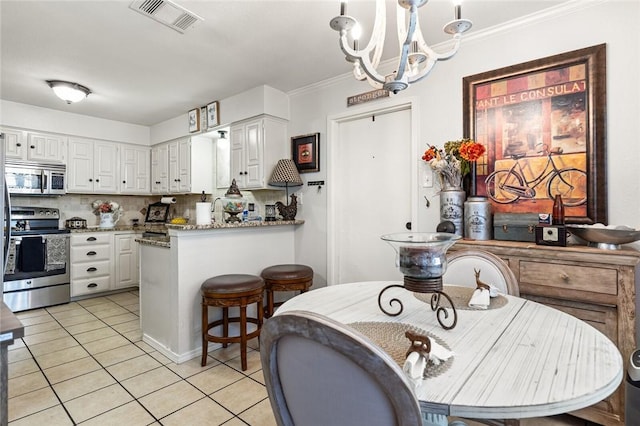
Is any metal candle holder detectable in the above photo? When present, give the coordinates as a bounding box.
[380,232,460,330]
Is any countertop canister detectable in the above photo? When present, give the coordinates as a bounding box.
[464,196,492,240]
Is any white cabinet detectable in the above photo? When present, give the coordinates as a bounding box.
[120,145,150,194]
[114,232,139,289]
[151,135,213,194]
[3,128,26,159]
[3,128,66,163]
[168,138,190,193]
[67,138,119,193]
[230,115,287,189]
[151,143,169,194]
[70,231,140,297]
[70,233,113,297]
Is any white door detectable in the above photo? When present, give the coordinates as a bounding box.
[332,106,413,284]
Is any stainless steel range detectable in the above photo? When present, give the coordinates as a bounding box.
[3,206,70,312]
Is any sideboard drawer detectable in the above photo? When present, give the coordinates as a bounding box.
[519,261,617,295]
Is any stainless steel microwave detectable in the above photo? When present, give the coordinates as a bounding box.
[5,161,66,195]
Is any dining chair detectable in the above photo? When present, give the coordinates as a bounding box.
[260,310,467,426]
[444,250,521,426]
[443,249,520,296]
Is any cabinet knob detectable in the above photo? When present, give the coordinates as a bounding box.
[87,267,97,272]
[87,283,98,288]
[16,143,21,147]
[87,237,97,241]
[30,145,35,149]
[86,251,97,256]
[155,181,161,185]
[89,178,93,182]
[122,180,126,184]
[95,179,100,182]
[560,272,570,282]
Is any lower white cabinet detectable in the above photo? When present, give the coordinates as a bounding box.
[114,232,139,289]
[70,231,139,297]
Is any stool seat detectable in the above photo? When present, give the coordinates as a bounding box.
[261,264,313,318]
[202,274,264,295]
[201,274,264,371]
[261,264,313,281]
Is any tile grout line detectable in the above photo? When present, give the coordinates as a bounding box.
[10,290,270,425]
[11,292,160,425]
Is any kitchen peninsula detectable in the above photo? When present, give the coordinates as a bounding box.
[137,220,303,363]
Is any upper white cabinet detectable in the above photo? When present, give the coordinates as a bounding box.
[3,128,66,163]
[68,138,150,195]
[151,136,213,194]
[230,115,287,189]
[151,143,169,194]
[121,145,150,194]
[67,137,119,193]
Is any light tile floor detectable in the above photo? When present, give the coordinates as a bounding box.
[7,290,599,425]
[7,290,274,425]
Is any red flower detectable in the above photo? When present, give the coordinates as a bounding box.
[98,203,112,213]
[459,140,486,162]
[421,146,438,162]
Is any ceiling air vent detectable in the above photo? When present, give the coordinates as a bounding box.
[129,0,203,34]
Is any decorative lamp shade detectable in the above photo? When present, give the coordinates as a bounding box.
[269,159,303,188]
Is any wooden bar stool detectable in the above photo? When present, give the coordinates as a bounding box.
[261,264,313,318]
[201,274,264,371]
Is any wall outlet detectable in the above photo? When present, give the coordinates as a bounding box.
[423,169,433,188]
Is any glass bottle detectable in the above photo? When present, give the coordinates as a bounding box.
[552,194,565,225]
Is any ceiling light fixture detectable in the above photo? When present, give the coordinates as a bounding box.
[46,80,91,104]
[329,0,472,94]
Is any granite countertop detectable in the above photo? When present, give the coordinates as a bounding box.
[69,224,168,233]
[164,219,304,231]
[136,219,304,248]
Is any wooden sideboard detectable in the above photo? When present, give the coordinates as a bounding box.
[449,240,639,426]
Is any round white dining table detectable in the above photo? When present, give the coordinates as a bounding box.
[275,281,623,421]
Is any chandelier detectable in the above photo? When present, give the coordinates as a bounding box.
[329,0,472,94]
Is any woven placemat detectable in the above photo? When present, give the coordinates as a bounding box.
[413,286,508,310]
[348,322,452,379]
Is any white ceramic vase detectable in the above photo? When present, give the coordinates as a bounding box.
[99,212,117,228]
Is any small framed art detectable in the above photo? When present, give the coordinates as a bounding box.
[145,202,170,223]
[207,101,219,129]
[292,133,320,173]
[188,108,200,133]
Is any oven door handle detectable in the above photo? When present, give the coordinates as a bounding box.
[4,174,11,271]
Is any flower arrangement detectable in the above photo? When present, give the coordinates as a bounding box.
[422,138,485,189]
[92,200,123,216]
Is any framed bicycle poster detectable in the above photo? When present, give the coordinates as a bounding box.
[463,44,607,224]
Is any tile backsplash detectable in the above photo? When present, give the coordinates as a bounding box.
[10,189,289,227]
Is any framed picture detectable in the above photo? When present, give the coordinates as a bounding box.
[463,44,607,224]
[207,101,219,129]
[188,108,200,133]
[145,202,170,223]
[292,133,320,173]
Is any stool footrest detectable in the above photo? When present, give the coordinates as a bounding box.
[204,317,262,344]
